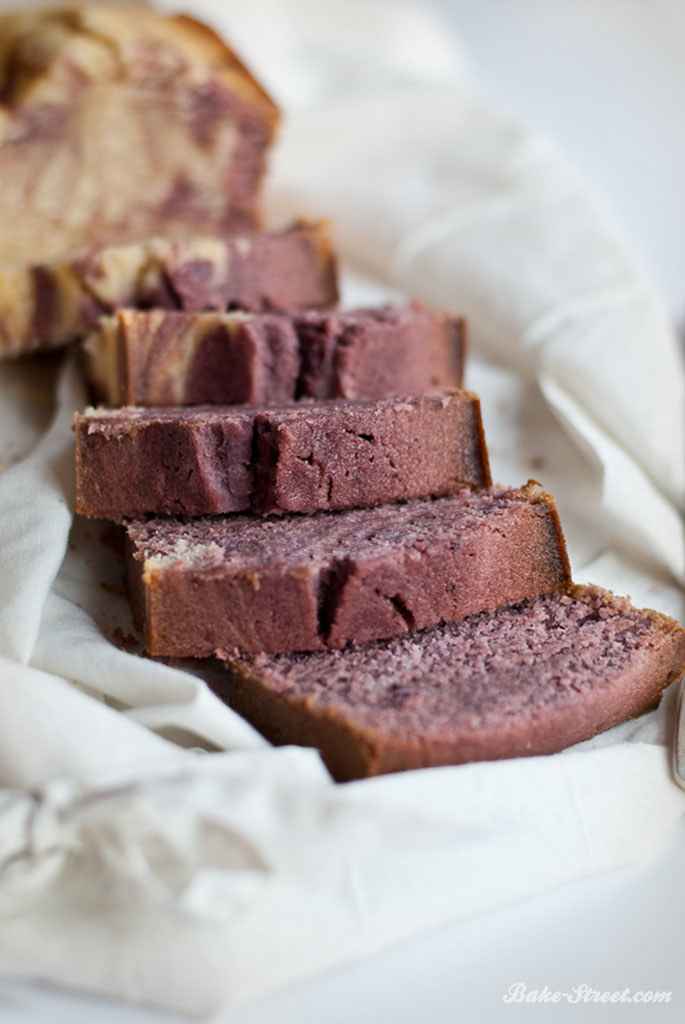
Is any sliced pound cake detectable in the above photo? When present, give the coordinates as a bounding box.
[126,484,570,656]
[75,390,490,519]
[0,5,278,270]
[221,586,685,780]
[83,302,465,406]
[0,222,338,359]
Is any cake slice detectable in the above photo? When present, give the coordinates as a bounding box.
[75,390,490,519]
[0,5,278,269]
[220,586,685,780]
[83,302,465,406]
[0,221,337,359]
[126,484,570,657]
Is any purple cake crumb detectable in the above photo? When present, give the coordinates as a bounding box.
[75,390,491,519]
[126,484,570,657]
[82,301,465,407]
[221,585,685,780]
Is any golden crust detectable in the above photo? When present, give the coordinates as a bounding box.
[0,5,278,123]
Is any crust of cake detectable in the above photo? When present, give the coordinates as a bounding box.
[0,6,277,117]
[226,664,380,782]
[222,586,685,781]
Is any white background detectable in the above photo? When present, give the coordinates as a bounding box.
[2,1,684,1021]
[431,0,685,324]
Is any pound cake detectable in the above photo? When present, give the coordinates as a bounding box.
[75,390,490,519]
[0,5,278,271]
[83,302,465,406]
[221,586,685,780]
[0,222,338,359]
[126,484,570,656]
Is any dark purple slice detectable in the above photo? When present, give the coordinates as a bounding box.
[75,389,490,519]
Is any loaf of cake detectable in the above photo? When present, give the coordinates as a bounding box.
[0,5,278,271]
[0,222,338,359]
[75,390,490,519]
[126,484,570,657]
[221,586,685,781]
[83,302,466,406]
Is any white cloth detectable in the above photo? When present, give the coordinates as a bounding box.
[0,0,684,1015]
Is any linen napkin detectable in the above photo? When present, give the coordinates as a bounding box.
[0,0,683,1015]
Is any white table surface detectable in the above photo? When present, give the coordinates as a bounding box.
[3,1,684,1020]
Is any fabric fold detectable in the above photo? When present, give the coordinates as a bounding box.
[265,86,685,519]
[0,356,84,663]
[0,744,682,1014]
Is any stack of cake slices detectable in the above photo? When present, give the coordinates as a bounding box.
[74,300,685,780]
[2,6,681,782]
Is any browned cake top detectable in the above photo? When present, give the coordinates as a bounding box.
[0,5,278,120]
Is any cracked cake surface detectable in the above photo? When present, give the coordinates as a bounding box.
[75,389,490,518]
[126,484,570,656]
